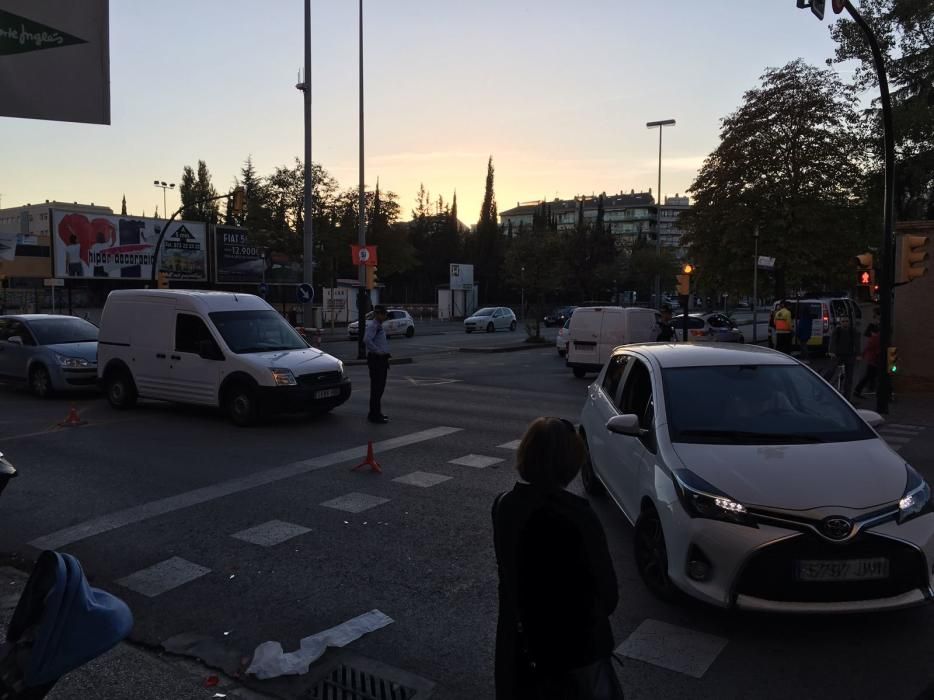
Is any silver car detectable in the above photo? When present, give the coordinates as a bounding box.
[0,315,99,397]
[464,307,517,333]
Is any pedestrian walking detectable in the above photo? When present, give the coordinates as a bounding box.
[774,300,794,354]
[492,417,622,700]
[654,303,677,342]
[828,315,859,399]
[854,326,881,399]
[364,304,391,424]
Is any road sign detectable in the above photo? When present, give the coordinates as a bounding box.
[351,245,378,266]
[297,283,314,304]
[43,278,64,287]
[756,256,776,270]
[258,282,269,298]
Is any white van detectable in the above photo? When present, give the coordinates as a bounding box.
[566,306,657,377]
[97,290,350,425]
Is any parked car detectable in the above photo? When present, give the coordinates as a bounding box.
[677,313,744,343]
[0,315,99,397]
[348,309,415,339]
[544,306,577,328]
[565,306,656,377]
[579,342,934,613]
[556,318,571,357]
[464,307,517,333]
[97,290,350,426]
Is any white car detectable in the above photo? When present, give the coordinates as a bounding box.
[556,318,571,356]
[348,309,415,339]
[579,342,934,613]
[464,307,517,333]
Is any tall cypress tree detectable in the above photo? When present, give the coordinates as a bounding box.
[475,156,501,301]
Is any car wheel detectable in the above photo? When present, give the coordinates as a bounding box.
[405,325,415,338]
[105,368,138,409]
[510,320,517,331]
[573,367,587,378]
[225,383,259,427]
[486,322,495,333]
[29,365,53,398]
[580,435,605,497]
[634,508,678,601]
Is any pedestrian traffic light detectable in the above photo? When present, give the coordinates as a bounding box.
[898,235,929,284]
[230,186,246,216]
[857,269,874,287]
[365,266,378,290]
[854,252,873,269]
[887,346,898,375]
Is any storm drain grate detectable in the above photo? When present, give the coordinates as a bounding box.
[308,663,418,700]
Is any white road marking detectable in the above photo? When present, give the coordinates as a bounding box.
[392,471,453,488]
[616,619,728,679]
[232,520,311,547]
[449,454,504,469]
[115,557,211,598]
[29,426,461,550]
[320,492,391,513]
[498,440,521,450]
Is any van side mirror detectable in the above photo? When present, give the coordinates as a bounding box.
[198,340,223,361]
[7,336,23,346]
[606,414,644,436]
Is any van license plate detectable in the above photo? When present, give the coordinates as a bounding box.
[314,388,341,399]
[796,557,889,582]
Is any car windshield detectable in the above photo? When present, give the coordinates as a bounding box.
[28,317,99,345]
[663,365,874,444]
[209,310,308,354]
[474,308,495,316]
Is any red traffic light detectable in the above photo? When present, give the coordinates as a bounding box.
[859,271,871,285]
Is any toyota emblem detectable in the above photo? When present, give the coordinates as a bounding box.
[822,517,853,540]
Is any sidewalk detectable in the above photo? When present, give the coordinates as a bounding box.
[1,565,264,700]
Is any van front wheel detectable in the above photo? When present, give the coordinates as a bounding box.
[106,369,137,409]
[225,383,259,427]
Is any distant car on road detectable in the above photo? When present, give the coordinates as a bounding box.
[0,314,99,397]
[556,318,571,356]
[348,309,415,339]
[464,307,517,333]
[544,306,577,328]
[679,313,744,343]
[579,342,934,613]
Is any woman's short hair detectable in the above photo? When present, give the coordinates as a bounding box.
[516,417,585,489]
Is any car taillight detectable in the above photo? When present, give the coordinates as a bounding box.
[823,314,830,332]
[690,330,705,337]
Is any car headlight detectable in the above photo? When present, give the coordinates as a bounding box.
[899,465,932,524]
[270,368,297,386]
[56,354,91,368]
[674,470,757,527]
[337,360,345,378]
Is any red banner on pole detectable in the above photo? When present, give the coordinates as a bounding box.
[351,245,378,266]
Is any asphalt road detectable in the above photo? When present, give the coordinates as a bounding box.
[1,345,933,699]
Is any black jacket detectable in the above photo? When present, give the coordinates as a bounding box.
[492,483,618,699]
[829,325,859,357]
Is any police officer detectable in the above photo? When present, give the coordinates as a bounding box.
[364,305,391,424]
[774,300,794,354]
[655,304,677,342]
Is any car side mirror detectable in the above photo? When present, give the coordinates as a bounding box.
[606,414,644,436]
[857,409,884,429]
[7,336,23,345]
[198,340,223,361]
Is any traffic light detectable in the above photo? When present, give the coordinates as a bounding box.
[898,235,929,284]
[857,269,874,287]
[887,346,899,376]
[365,266,378,290]
[854,252,873,269]
[676,263,694,295]
[230,186,246,216]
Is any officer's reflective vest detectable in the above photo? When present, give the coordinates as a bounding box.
[774,309,792,333]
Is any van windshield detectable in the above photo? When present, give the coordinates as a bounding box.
[209,310,308,354]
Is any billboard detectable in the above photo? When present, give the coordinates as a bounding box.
[449,263,474,290]
[51,210,207,281]
[215,226,264,284]
[0,1,110,124]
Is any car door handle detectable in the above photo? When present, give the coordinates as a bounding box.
[156,353,166,359]
[170,354,181,361]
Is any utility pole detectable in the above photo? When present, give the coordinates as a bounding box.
[646,119,676,309]
[753,227,759,343]
[356,0,367,360]
[301,0,314,327]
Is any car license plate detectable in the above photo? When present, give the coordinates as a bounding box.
[314,388,340,400]
[796,557,889,582]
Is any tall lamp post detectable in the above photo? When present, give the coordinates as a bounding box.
[153,181,175,218]
[297,0,314,327]
[356,0,368,360]
[646,119,676,310]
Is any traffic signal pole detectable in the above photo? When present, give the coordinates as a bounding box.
[356,0,368,361]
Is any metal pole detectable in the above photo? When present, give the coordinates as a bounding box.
[356,0,367,360]
[162,188,167,218]
[655,126,662,310]
[753,228,759,343]
[843,1,895,413]
[302,0,315,327]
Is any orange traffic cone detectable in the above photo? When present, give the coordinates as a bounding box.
[58,405,87,428]
[352,441,382,474]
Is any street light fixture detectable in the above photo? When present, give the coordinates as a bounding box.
[646,119,676,310]
[153,180,175,218]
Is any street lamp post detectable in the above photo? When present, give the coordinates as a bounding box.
[752,227,759,343]
[300,0,314,327]
[356,0,367,360]
[153,180,175,218]
[646,119,676,310]
[520,265,525,320]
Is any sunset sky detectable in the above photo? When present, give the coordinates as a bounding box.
[1,1,853,224]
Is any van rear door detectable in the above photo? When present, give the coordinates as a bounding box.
[568,308,602,367]
[128,299,176,400]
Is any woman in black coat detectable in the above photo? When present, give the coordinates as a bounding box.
[492,417,621,699]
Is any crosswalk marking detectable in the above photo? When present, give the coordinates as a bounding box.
[321,492,391,514]
[116,557,210,598]
[392,471,453,488]
[616,619,728,679]
[449,454,504,469]
[232,520,311,547]
[498,440,521,450]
